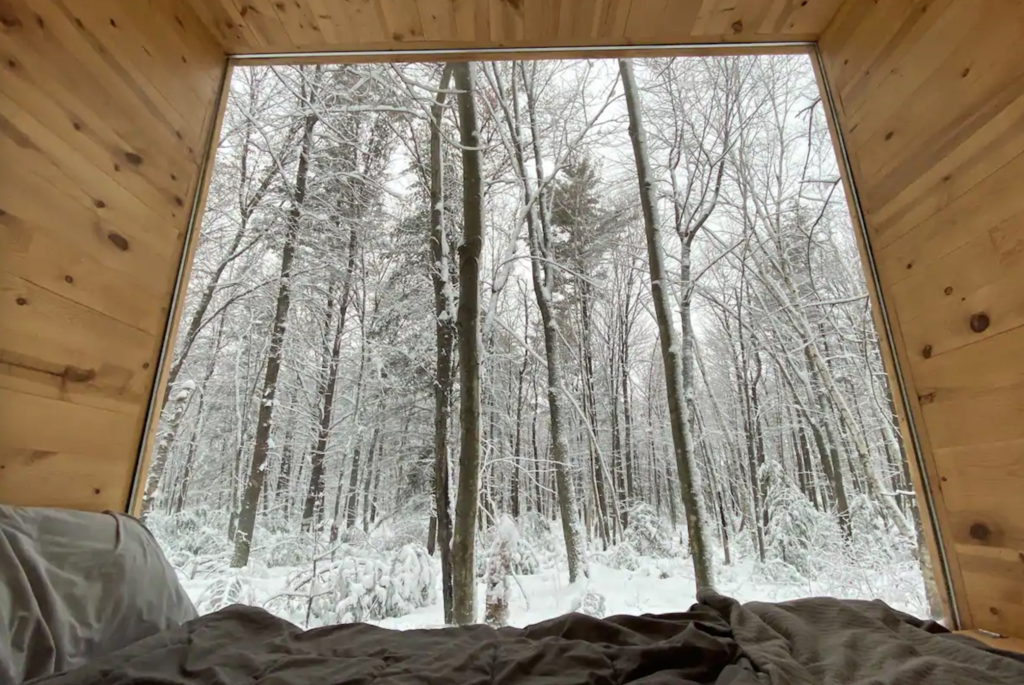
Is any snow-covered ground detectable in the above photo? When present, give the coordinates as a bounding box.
[175,550,927,631]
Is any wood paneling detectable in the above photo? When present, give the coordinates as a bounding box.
[820,0,1024,637]
[957,631,1024,655]
[0,0,226,511]
[3,0,1022,643]
[182,0,846,55]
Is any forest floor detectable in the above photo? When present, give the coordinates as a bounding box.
[171,542,929,630]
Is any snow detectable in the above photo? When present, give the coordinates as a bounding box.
[155,509,928,633]
[174,549,927,632]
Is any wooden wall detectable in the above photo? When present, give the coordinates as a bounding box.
[5,0,1024,640]
[182,0,845,54]
[820,0,1024,637]
[0,0,226,511]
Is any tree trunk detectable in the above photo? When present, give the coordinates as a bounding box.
[520,62,586,584]
[620,58,713,592]
[141,378,194,517]
[451,61,485,626]
[302,225,358,529]
[231,92,318,569]
[511,348,528,519]
[428,64,457,624]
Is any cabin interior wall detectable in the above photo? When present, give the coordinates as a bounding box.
[820,0,1024,637]
[3,0,1022,641]
[0,0,226,511]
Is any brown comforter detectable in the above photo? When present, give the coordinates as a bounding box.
[28,591,1024,685]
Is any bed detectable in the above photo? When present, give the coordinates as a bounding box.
[4,506,1024,685]
[22,591,1024,685]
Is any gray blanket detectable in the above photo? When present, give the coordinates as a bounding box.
[26,591,1024,685]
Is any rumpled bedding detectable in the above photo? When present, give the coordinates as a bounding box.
[25,589,1024,685]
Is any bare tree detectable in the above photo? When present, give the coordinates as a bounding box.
[620,57,714,591]
[451,61,485,625]
[232,68,320,569]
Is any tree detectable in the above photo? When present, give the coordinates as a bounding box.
[231,67,320,569]
[620,57,714,592]
[427,64,457,624]
[451,61,485,626]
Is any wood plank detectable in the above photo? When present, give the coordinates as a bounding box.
[184,0,258,51]
[299,0,350,45]
[815,0,1024,636]
[70,0,220,126]
[912,320,1024,399]
[0,199,168,335]
[837,0,961,132]
[450,0,483,44]
[894,215,1024,361]
[179,0,841,53]
[865,86,1024,248]
[0,390,141,511]
[269,0,328,45]
[760,0,846,37]
[960,563,1024,638]
[522,0,559,43]
[922,383,1024,450]
[340,0,388,44]
[0,0,226,514]
[416,0,457,42]
[624,0,670,41]
[850,8,1024,186]
[873,150,1024,287]
[0,4,204,167]
[0,272,156,410]
[378,0,426,42]
[0,73,195,230]
[489,0,525,44]
[224,0,286,47]
[0,90,188,257]
[958,630,1024,654]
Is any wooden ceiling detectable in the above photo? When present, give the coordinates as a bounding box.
[181,0,846,55]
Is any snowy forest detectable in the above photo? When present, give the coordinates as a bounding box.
[144,54,941,628]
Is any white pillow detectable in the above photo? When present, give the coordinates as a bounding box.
[0,505,197,685]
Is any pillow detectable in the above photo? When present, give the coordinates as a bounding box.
[0,505,198,685]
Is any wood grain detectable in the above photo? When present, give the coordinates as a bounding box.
[820,0,1024,637]
[957,630,1024,655]
[180,0,843,54]
[0,0,223,512]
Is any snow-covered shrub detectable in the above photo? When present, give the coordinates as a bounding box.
[519,512,557,553]
[476,515,542,578]
[577,588,607,618]
[485,516,518,626]
[387,543,437,615]
[600,540,640,571]
[762,460,844,578]
[623,503,676,558]
[259,527,316,568]
[195,570,257,613]
[269,542,437,627]
[372,514,430,552]
[147,508,230,575]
